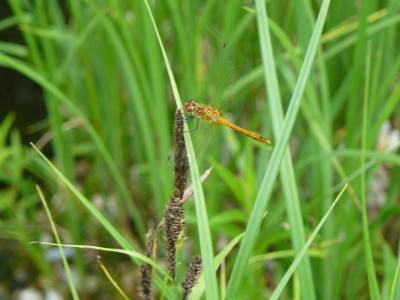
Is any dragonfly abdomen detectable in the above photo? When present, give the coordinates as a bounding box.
[218,117,271,145]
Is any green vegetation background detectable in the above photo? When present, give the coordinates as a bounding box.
[0,0,400,299]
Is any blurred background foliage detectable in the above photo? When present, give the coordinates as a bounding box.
[0,0,400,299]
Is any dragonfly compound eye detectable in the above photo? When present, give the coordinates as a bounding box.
[184,100,196,113]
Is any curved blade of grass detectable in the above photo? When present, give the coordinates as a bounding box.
[190,233,245,300]
[30,144,175,299]
[360,42,381,300]
[30,143,137,252]
[31,241,170,279]
[390,257,400,300]
[255,1,316,299]
[36,186,79,300]
[324,15,400,61]
[0,14,28,31]
[249,249,328,265]
[83,0,170,214]
[269,184,347,300]
[0,53,146,236]
[296,148,400,169]
[97,256,129,300]
[225,0,331,297]
[142,1,218,299]
[0,41,27,57]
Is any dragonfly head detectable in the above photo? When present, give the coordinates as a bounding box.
[184,100,198,115]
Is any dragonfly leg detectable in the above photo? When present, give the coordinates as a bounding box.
[185,118,199,133]
[183,114,195,124]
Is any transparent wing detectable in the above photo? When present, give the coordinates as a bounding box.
[184,43,254,170]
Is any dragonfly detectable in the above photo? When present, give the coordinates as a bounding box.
[183,99,272,145]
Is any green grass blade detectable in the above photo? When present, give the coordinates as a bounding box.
[97,257,130,300]
[390,258,400,300]
[225,0,331,297]
[0,53,146,236]
[255,1,316,299]
[0,14,28,31]
[30,144,175,298]
[31,242,170,279]
[190,233,245,300]
[36,186,79,300]
[142,1,218,299]
[360,42,381,300]
[0,41,27,57]
[31,143,135,251]
[269,184,348,300]
[84,0,169,214]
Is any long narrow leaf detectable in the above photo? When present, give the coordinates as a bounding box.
[360,42,381,300]
[255,0,316,299]
[36,186,79,300]
[269,184,348,300]
[142,1,218,299]
[225,0,331,297]
[31,242,170,279]
[0,53,146,236]
[30,144,175,299]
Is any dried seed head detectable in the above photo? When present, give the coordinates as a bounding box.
[173,109,189,199]
[138,264,152,300]
[181,256,203,300]
[138,229,154,300]
[164,197,185,279]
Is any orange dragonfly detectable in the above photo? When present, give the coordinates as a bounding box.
[183,100,271,145]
